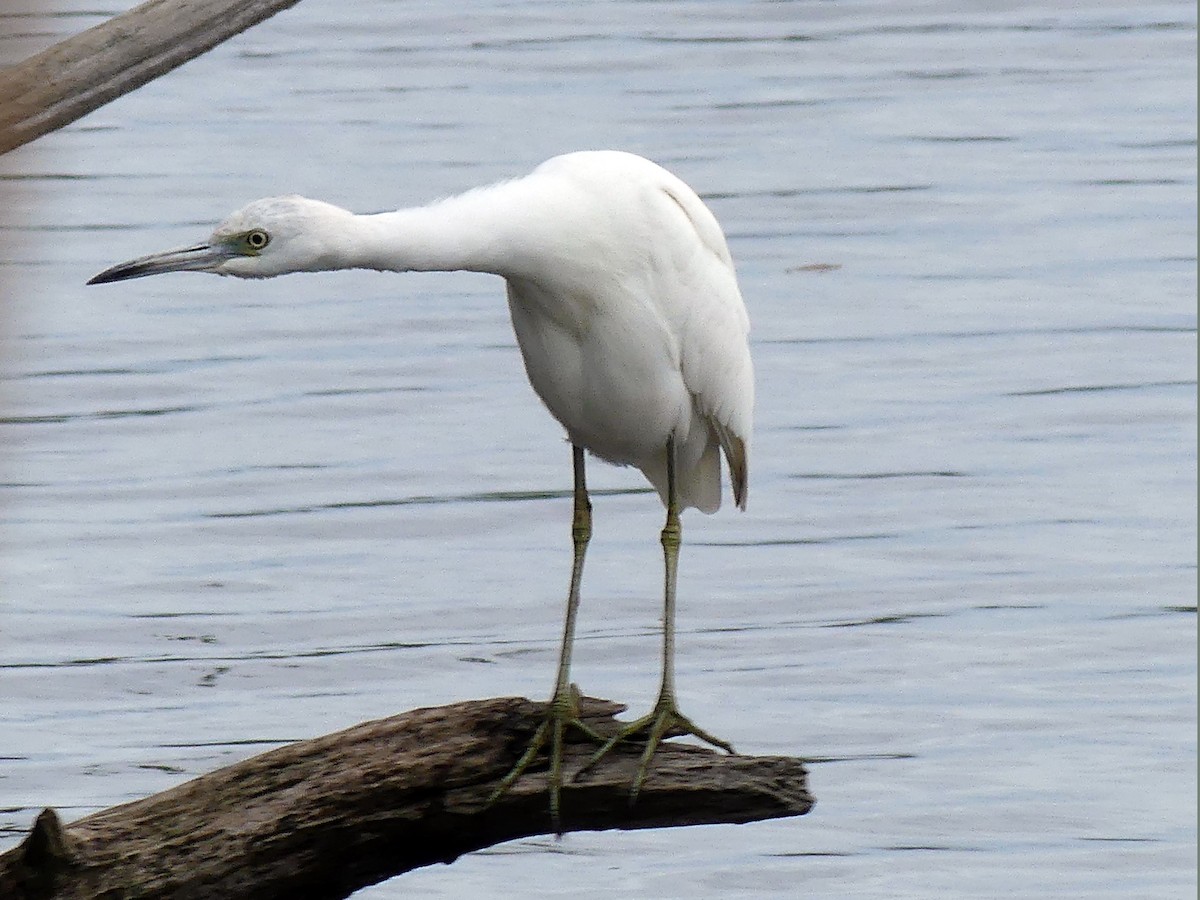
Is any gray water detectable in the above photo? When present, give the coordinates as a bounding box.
[1,2,1195,898]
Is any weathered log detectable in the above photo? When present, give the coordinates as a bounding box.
[0,0,303,155]
[0,695,812,900]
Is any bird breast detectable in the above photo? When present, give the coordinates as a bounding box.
[505,273,687,468]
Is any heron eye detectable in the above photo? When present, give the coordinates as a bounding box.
[244,229,270,251]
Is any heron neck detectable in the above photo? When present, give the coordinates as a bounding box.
[350,181,523,276]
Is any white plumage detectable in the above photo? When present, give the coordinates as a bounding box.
[89,150,754,825]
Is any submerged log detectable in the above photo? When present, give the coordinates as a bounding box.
[0,0,303,155]
[0,696,812,900]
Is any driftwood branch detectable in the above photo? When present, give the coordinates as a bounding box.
[0,696,812,900]
[0,0,302,155]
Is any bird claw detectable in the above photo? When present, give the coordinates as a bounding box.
[486,687,605,833]
[575,694,735,805]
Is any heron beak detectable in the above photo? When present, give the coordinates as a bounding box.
[87,243,233,285]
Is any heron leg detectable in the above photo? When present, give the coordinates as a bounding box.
[487,445,604,831]
[576,437,735,804]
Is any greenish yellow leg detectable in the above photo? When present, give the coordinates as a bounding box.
[487,445,604,831]
[577,437,735,804]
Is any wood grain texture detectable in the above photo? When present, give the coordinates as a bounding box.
[0,0,302,155]
[0,696,813,900]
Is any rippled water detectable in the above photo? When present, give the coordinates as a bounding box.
[1,2,1195,898]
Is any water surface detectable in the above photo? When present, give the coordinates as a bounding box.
[1,2,1195,898]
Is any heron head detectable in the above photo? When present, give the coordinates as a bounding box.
[87,196,355,284]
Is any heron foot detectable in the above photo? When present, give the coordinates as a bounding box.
[576,692,735,806]
[487,684,605,833]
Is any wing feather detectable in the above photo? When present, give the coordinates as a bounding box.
[656,183,754,511]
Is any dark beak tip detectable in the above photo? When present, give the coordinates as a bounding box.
[86,264,136,285]
[85,244,218,285]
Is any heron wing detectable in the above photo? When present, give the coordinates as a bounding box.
[657,183,754,511]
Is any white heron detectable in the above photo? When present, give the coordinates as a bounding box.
[89,150,754,825]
